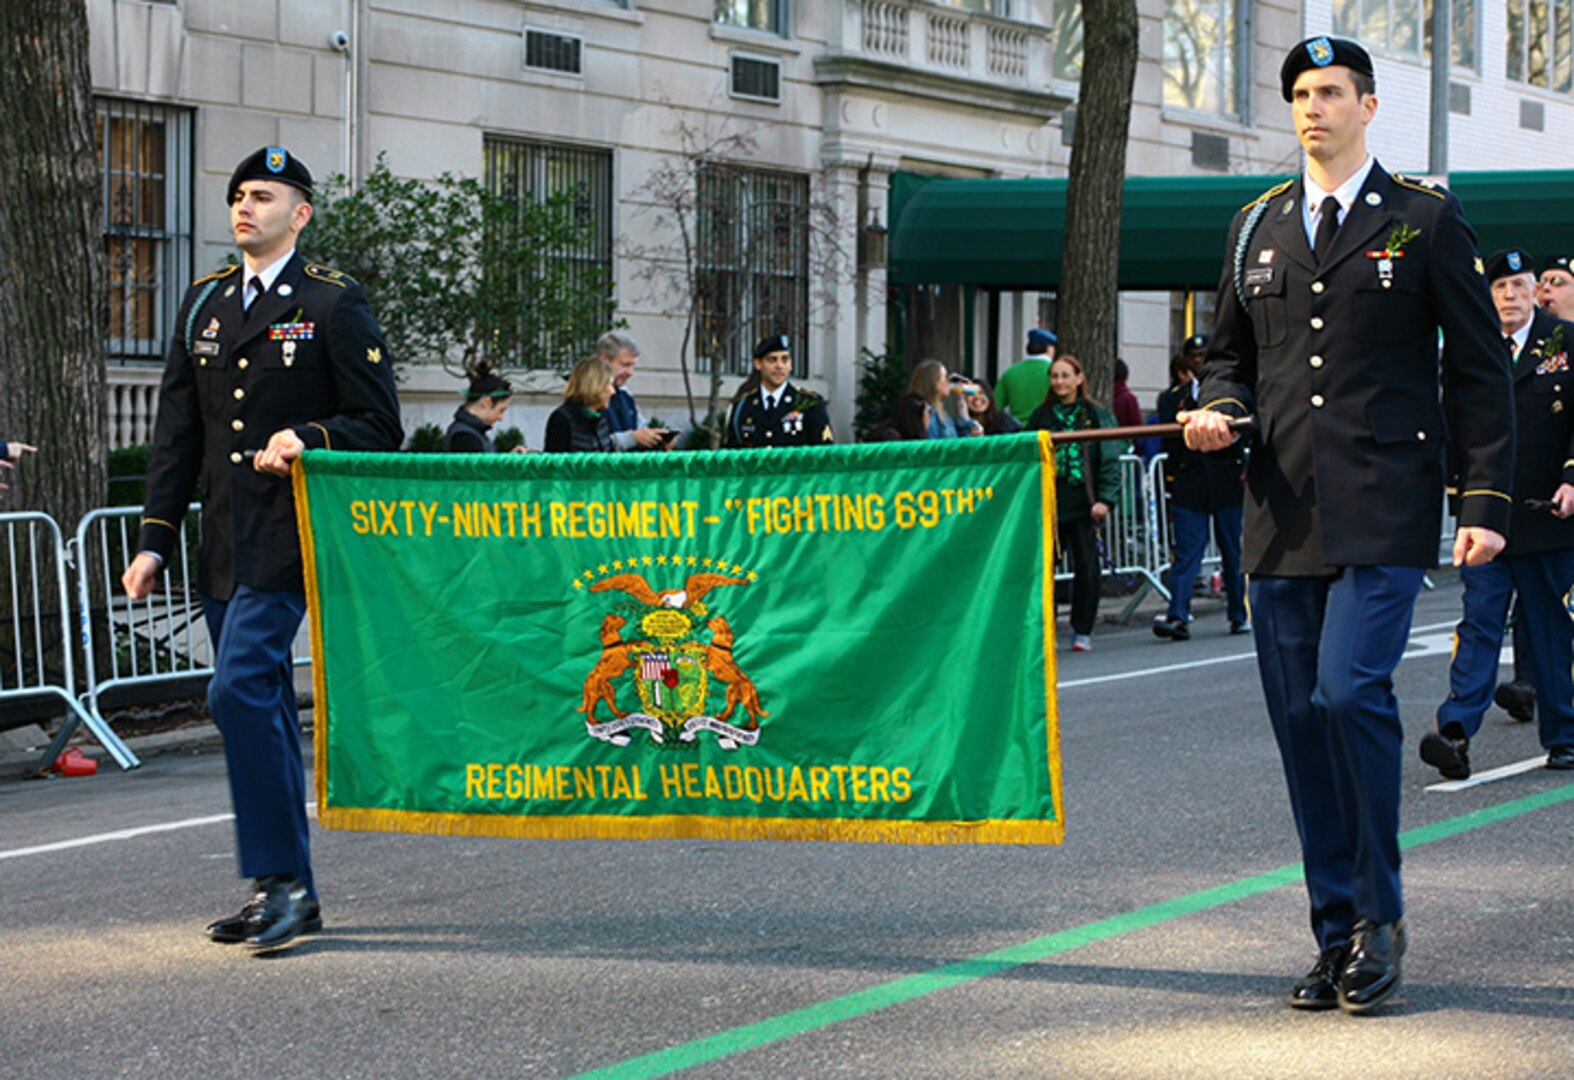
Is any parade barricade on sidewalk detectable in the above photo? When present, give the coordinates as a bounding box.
[70,506,312,771]
[1,511,137,772]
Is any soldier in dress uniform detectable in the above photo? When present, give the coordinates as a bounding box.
[1423,249,1574,779]
[724,334,834,448]
[121,147,402,950]
[1182,38,1514,1015]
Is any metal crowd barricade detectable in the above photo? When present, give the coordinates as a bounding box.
[1052,453,1167,615]
[72,505,312,772]
[1,511,137,771]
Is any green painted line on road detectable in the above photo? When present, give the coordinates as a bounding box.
[571,782,1574,1080]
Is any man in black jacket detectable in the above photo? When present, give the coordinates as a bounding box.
[1182,38,1514,1015]
[1152,344,1247,640]
[122,148,402,950]
[1424,249,1574,779]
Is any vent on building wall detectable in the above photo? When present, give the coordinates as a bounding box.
[525,29,583,75]
[1449,82,1471,116]
[1191,131,1229,171]
[731,54,781,103]
[1520,99,1545,132]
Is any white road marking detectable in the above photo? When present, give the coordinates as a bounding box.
[1426,756,1550,792]
[0,802,317,861]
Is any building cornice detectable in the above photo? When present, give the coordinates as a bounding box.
[813,55,1071,122]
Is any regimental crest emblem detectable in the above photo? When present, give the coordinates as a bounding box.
[266,147,287,174]
[576,566,769,751]
[1308,37,1334,67]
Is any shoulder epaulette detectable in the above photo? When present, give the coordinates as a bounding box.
[192,264,240,286]
[793,389,824,409]
[304,263,355,288]
[1241,179,1294,213]
[1391,173,1447,199]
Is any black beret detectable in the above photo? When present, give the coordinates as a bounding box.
[1183,333,1209,352]
[753,333,792,359]
[1484,248,1536,283]
[1542,255,1573,276]
[227,146,314,204]
[1280,36,1374,101]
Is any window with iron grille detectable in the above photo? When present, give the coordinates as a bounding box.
[96,97,193,365]
[730,54,782,101]
[483,136,615,365]
[695,164,810,376]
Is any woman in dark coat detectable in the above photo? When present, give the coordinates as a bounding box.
[443,363,516,452]
[544,357,615,453]
[1027,354,1124,652]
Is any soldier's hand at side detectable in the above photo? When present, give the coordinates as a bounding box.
[254,428,306,476]
[1178,409,1236,451]
[1551,483,1574,518]
[121,553,161,601]
[1452,526,1506,567]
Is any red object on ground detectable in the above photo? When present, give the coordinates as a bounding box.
[53,748,98,777]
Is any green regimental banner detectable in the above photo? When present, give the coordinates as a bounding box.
[295,433,1063,844]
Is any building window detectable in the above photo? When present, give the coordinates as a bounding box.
[1508,0,1574,90]
[695,164,810,377]
[933,0,1013,14]
[1334,0,1424,56]
[1053,0,1083,80]
[716,0,787,36]
[96,97,193,365]
[1163,0,1241,117]
[483,137,615,365]
[1423,0,1479,70]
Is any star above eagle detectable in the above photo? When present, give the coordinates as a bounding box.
[590,572,749,609]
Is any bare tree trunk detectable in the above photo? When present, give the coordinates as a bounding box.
[0,0,106,529]
[1058,0,1138,406]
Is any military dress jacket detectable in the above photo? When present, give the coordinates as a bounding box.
[138,253,402,598]
[725,383,834,448]
[1454,308,1574,556]
[1198,163,1515,576]
[1155,380,1245,513]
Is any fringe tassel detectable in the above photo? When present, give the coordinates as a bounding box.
[319,806,1065,846]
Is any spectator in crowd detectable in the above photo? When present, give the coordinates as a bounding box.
[864,392,932,442]
[1538,254,1574,318]
[961,376,1023,435]
[1111,359,1144,429]
[996,328,1056,423]
[0,439,37,491]
[908,360,977,439]
[597,331,676,451]
[725,333,834,448]
[1152,350,1248,640]
[443,363,525,453]
[544,358,615,453]
[1027,355,1123,652]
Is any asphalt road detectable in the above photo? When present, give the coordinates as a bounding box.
[3,572,1571,1079]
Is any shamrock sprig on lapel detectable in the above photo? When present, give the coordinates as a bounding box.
[1368,224,1421,260]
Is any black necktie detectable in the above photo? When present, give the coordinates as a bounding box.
[1314,195,1341,256]
[764,394,776,411]
[1505,335,1518,363]
[244,276,264,311]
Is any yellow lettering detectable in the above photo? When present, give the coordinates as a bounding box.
[611,766,633,800]
[704,765,724,799]
[809,767,831,801]
[723,764,745,800]
[850,765,870,802]
[829,764,850,800]
[465,763,485,798]
[549,501,568,536]
[485,763,503,799]
[520,501,542,537]
[868,766,891,802]
[574,766,595,799]
[890,767,912,802]
[787,767,809,802]
[743,766,764,803]
[505,763,524,799]
[658,763,683,798]
[350,500,372,535]
[631,765,648,800]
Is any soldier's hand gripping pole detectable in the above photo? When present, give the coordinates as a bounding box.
[1046,416,1258,444]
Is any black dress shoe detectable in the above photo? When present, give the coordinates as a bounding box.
[207,880,322,945]
[1339,919,1405,1014]
[1287,944,1349,1010]
[245,877,318,950]
[1547,746,1574,770]
[1152,616,1189,641]
[1494,679,1535,723]
[1419,732,1470,780]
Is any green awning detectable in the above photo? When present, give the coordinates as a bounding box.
[888,169,1574,292]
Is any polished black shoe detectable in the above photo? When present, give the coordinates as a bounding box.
[1287,944,1349,1010]
[1494,679,1535,723]
[207,880,322,945]
[1339,919,1405,1014]
[1152,616,1189,641]
[1419,732,1471,780]
[1229,619,1252,635]
[1547,746,1574,770]
[245,877,318,950]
